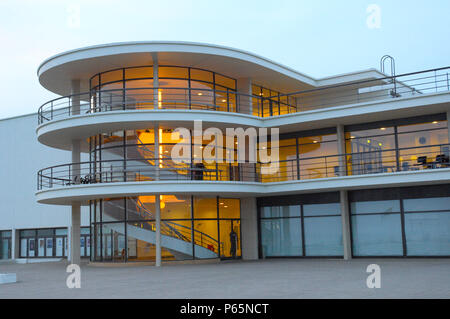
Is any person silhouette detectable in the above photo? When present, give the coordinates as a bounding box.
[229,227,238,259]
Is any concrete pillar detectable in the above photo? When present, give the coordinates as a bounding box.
[337,124,346,177]
[71,79,81,115]
[340,190,352,260]
[70,139,81,265]
[11,228,19,260]
[155,195,161,267]
[240,197,259,260]
[70,204,81,265]
[237,78,252,114]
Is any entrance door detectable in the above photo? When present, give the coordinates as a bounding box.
[56,237,64,257]
[1,239,10,259]
[219,219,241,259]
[46,238,53,257]
[38,238,45,257]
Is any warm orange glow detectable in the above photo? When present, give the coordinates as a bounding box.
[158,89,162,109]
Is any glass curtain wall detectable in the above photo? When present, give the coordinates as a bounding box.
[345,115,449,174]
[350,185,450,256]
[259,193,343,257]
[89,65,236,113]
[90,196,241,262]
[252,84,297,116]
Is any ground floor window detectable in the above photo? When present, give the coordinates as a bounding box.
[0,230,12,259]
[19,227,89,258]
[350,185,450,256]
[258,193,343,257]
[90,196,241,262]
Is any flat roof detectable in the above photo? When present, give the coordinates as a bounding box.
[38,41,385,96]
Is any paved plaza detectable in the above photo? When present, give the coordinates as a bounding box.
[0,259,449,299]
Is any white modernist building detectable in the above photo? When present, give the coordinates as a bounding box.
[1,42,450,265]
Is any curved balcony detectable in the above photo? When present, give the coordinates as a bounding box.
[37,144,450,191]
[37,87,296,125]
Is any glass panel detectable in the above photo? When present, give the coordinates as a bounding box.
[125,66,153,80]
[405,212,450,256]
[20,230,36,237]
[218,198,240,219]
[103,198,126,221]
[397,128,448,148]
[397,120,448,133]
[193,220,219,259]
[159,66,188,79]
[81,228,90,235]
[161,195,191,220]
[101,223,125,261]
[351,214,403,256]
[101,69,123,85]
[260,218,302,257]
[1,231,11,238]
[261,206,300,218]
[20,239,27,257]
[346,127,395,139]
[55,237,64,257]
[304,216,343,256]
[46,238,53,257]
[219,220,241,258]
[38,238,45,257]
[215,74,235,90]
[303,203,340,216]
[403,197,450,212]
[55,229,67,236]
[190,69,213,82]
[351,200,401,214]
[194,197,217,219]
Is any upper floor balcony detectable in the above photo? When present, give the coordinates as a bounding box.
[37,66,450,126]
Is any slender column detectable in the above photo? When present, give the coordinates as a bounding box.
[240,197,259,260]
[70,139,81,265]
[70,204,81,265]
[11,228,18,260]
[237,78,252,114]
[154,125,160,181]
[340,190,352,260]
[153,60,159,110]
[155,195,161,267]
[71,79,81,115]
[337,124,346,176]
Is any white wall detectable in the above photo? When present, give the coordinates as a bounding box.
[0,113,89,231]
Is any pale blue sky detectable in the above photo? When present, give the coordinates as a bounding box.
[0,0,449,118]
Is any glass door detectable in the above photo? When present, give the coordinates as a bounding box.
[46,238,53,257]
[219,219,241,259]
[38,238,45,257]
[55,237,64,257]
[29,238,36,257]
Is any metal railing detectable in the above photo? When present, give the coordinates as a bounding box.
[37,66,450,124]
[37,144,450,190]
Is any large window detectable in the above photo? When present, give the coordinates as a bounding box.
[258,193,343,257]
[18,227,89,259]
[350,185,450,257]
[90,196,241,262]
[345,115,449,174]
[0,230,11,259]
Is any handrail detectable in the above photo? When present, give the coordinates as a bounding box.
[37,66,450,124]
[37,143,450,190]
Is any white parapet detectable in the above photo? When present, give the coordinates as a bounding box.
[0,273,17,284]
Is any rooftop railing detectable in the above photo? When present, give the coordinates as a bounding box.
[37,144,450,190]
[37,66,450,124]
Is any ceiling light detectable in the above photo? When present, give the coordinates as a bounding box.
[433,121,438,124]
[197,93,203,96]
[380,127,386,131]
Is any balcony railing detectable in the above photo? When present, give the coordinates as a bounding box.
[37,67,450,124]
[37,144,450,190]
